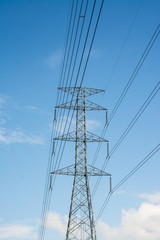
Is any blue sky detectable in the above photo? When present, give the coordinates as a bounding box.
[0,0,160,239]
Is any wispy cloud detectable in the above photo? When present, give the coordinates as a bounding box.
[0,119,6,125]
[44,50,62,69]
[138,192,160,204]
[86,119,100,131]
[0,223,36,239]
[114,190,126,195]
[90,48,103,60]
[0,95,46,145]
[44,48,101,70]
[25,105,40,111]
[54,115,75,135]
[25,105,50,115]
[0,95,9,127]
[0,94,10,108]
[54,115,101,136]
[0,128,45,145]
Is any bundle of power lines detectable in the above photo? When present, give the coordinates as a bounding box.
[38,1,106,239]
[37,0,160,239]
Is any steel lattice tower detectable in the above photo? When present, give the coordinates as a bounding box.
[51,87,111,240]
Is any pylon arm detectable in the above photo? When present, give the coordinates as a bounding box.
[56,99,107,111]
[54,131,108,142]
[51,164,75,176]
[58,87,104,97]
[51,164,111,177]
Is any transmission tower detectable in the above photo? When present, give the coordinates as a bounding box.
[51,87,111,240]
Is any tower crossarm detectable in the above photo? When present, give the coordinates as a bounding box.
[56,99,107,111]
[51,164,111,177]
[58,87,104,97]
[53,130,108,142]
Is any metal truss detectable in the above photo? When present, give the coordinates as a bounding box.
[53,130,108,142]
[51,164,111,177]
[52,87,111,240]
[58,87,104,97]
[56,99,107,111]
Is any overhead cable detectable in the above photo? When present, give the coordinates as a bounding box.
[91,24,160,169]
[38,0,105,239]
[92,80,160,198]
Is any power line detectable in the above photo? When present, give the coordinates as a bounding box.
[104,0,143,91]
[57,0,106,174]
[91,24,160,169]
[52,0,102,185]
[52,0,97,183]
[57,0,79,106]
[92,80,160,198]
[109,81,160,157]
[38,1,105,238]
[54,0,88,140]
[54,0,106,173]
[37,1,76,239]
[113,144,160,192]
[44,0,102,234]
[91,1,145,169]
[56,0,75,106]
[53,0,105,189]
[53,0,81,140]
[108,24,160,124]
[41,0,97,235]
[38,4,160,239]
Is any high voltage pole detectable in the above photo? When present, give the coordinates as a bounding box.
[51,87,111,240]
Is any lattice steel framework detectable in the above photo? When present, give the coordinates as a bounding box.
[51,87,111,240]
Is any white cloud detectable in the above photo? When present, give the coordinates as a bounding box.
[54,115,75,135]
[0,95,45,145]
[138,192,160,204]
[0,95,8,125]
[97,201,160,240]
[44,50,62,69]
[44,48,101,69]
[0,95,8,108]
[46,212,88,239]
[86,119,100,131]
[25,105,50,116]
[0,128,45,145]
[25,105,40,111]
[90,48,103,59]
[0,223,36,239]
[47,212,67,235]
[0,119,6,125]
[54,115,100,136]
[114,190,126,195]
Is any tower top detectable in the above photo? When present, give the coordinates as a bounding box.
[58,87,104,97]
